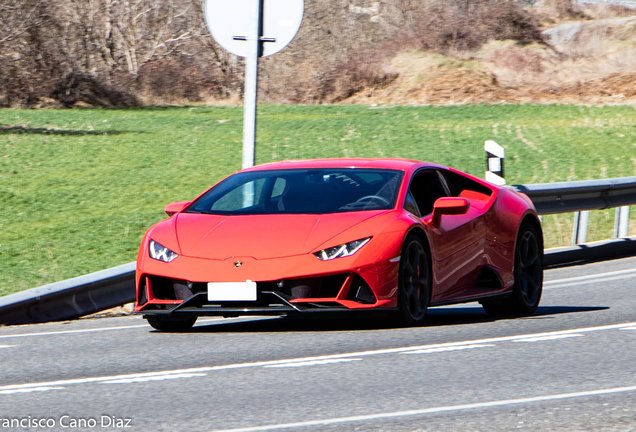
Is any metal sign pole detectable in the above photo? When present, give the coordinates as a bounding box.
[204,0,303,181]
[242,0,262,170]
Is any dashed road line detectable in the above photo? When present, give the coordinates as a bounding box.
[1,321,634,394]
[0,387,64,395]
[512,334,583,343]
[544,268,636,289]
[100,373,207,384]
[0,318,227,340]
[264,359,362,368]
[0,325,148,340]
[207,385,636,432]
[401,344,496,354]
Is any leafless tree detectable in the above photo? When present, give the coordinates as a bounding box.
[0,0,45,46]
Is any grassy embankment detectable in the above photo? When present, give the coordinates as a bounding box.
[1,104,635,296]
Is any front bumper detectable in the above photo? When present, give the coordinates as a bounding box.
[136,253,400,316]
[140,291,397,319]
[135,227,405,317]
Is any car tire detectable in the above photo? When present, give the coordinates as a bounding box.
[482,223,543,317]
[146,315,197,332]
[395,234,431,326]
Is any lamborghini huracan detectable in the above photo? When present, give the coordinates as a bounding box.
[135,159,543,331]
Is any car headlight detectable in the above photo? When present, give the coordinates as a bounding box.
[314,237,371,261]
[148,240,178,263]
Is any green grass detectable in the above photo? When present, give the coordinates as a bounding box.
[1,104,635,296]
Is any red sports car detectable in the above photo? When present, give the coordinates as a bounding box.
[135,158,543,331]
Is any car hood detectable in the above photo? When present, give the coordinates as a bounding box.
[174,211,385,260]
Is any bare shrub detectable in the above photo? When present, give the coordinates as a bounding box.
[0,0,228,106]
[136,61,202,102]
[492,46,543,73]
[49,73,139,107]
[543,0,578,18]
[387,0,545,55]
[311,50,399,103]
[0,0,51,106]
[580,3,636,19]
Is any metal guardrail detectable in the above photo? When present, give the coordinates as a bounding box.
[1,176,635,326]
[511,176,636,244]
[544,236,636,267]
[0,263,135,325]
[511,176,636,215]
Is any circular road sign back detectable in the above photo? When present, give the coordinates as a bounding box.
[205,0,304,58]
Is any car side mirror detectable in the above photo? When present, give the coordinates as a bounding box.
[431,197,470,228]
[164,201,190,216]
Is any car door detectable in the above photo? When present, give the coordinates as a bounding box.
[407,169,486,302]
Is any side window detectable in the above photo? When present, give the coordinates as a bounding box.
[436,170,456,196]
[271,178,286,198]
[437,170,463,197]
[440,170,493,199]
[408,170,449,216]
[404,191,421,217]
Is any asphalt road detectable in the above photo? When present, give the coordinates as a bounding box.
[1,257,635,432]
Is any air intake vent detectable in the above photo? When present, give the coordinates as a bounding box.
[349,275,376,304]
[474,266,503,290]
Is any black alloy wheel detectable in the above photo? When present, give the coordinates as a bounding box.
[146,315,197,332]
[396,234,431,326]
[482,223,543,316]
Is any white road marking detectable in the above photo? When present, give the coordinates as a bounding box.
[0,325,147,340]
[620,326,636,331]
[207,385,636,432]
[100,373,207,384]
[0,345,14,349]
[512,334,583,343]
[264,359,362,368]
[402,344,496,354]
[544,268,636,289]
[0,318,226,340]
[0,387,64,395]
[1,321,634,394]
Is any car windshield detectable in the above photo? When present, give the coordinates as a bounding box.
[187,168,404,215]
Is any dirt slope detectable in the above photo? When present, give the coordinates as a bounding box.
[343,14,636,106]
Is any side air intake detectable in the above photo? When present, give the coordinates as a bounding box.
[473,266,503,290]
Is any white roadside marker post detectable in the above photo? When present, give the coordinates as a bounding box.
[485,140,505,186]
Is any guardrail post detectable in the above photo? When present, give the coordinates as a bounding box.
[614,206,630,238]
[572,210,589,244]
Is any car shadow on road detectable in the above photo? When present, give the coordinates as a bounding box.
[425,305,609,327]
[187,305,609,333]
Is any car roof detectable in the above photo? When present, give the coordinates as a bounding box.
[242,158,445,172]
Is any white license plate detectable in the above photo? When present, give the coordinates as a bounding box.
[208,281,257,301]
